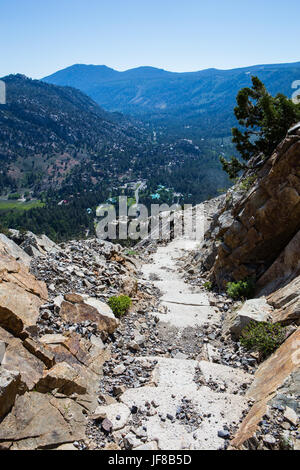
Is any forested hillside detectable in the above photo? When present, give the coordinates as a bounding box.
[0,75,230,240]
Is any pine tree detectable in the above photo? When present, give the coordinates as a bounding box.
[221,76,300,178]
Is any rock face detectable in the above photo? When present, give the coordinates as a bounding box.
[0,369,21,419]
[0,392,86,450]
[8,230,60,258]
[199,130,300,289]
[0,235,116,450]
[0,234,31,267]
[231,328,300,449]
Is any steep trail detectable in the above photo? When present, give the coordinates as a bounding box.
[110,221,254,450]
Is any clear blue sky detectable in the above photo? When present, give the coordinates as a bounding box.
[1,0,299,78]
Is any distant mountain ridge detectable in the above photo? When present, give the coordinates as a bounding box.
[43,62,300,139]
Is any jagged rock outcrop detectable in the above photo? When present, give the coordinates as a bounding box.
[0,235,31,267]
[0,233,147,450]
[231,328,300,450]
[59,294,119,334]
[199,126,300,292]
[0,251,47,338]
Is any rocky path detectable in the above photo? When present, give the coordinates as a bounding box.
[88,231,255,450]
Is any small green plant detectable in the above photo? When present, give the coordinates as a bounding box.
[108,295,132,318]
[226,278,255,300]
[240,321,285,359]
[125,249,139,257]
[239,174,257,192]
[203,281,213,291]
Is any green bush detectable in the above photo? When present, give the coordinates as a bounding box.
[125,249,139,257]
[203,281,213,291]
[108,295,132,318]
[240,321,285,359]
[226,278,255,300]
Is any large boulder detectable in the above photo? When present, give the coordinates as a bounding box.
[0,250,47,337]
[0,392,86,450]
[223,298,273,339]
[0,253,47,300]
[59,294,118,334]
[39,332,110,412]
[0,283,44,337]
[0,235,31,267]
[20,232,60,257]
[1,333,45,391]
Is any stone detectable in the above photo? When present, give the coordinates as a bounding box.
[36,362,87,396]
[23,338,55,369]
[256,229,300,297]
[113,365,126,375]
[93,403,130,431]
[39,332,110,413]
[121,276,138,297]
[1,336,45,391]
[223,298,273,339]
[208,135,300,288]
[59,299,118,334]
[263,435,276,446]
[19,232,60,258]
[0,253,47,300]
[102,418,113,433]
[267,275,300,324]
[54,443,78,451]
[218,430,230,439]
[283,406,298,426]
[64,293,84,304]
[0,282,44,337]
[0,234,31,267]
[232,328,300,449]
[0,368,21,419]
[0,392,86,450]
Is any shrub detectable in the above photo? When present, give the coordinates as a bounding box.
[203,281,213,291]
[240,321,285,359]
[226,278,255,300]
[108,295,132,318]
[239,174,257,191]
[125,249,139,257]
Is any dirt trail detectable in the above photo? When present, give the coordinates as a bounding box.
[89,207,254,450]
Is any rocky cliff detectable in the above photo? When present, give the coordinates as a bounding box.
[185,123,300,450]
[0,232,151,450]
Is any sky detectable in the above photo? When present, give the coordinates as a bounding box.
[0,0,299,79]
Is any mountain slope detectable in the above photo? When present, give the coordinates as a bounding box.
[43,62,300,139]
[0,74,148,192]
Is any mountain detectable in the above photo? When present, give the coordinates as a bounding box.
[0,74,149,193]
[43,62,300,140]
[0,74,231,240]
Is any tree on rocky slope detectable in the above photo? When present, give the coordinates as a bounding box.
[220,76,300,178]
